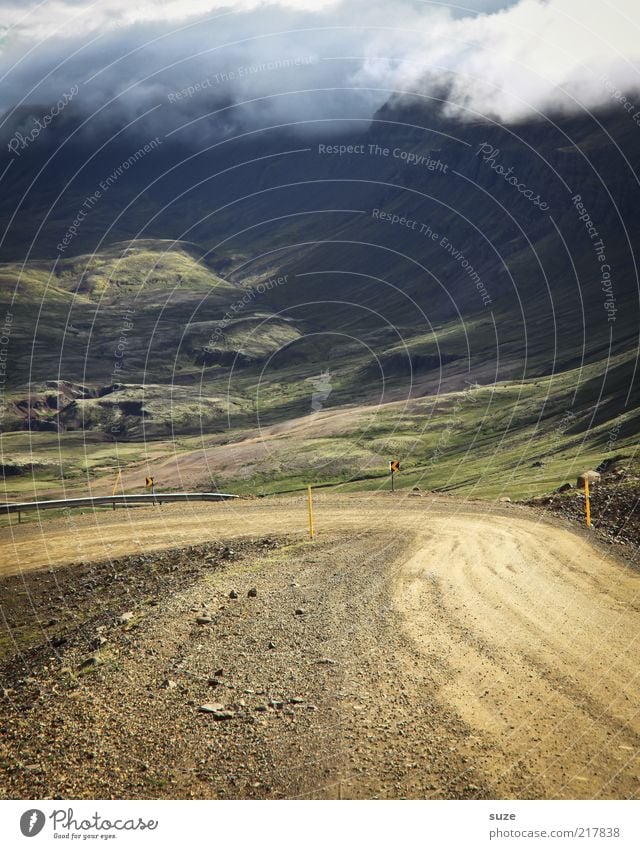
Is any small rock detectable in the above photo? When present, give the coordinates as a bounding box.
[161,679,178,690]
[23,763,43,773]
[247,587,258,598]
[46,618,59,627]
[80,654,100,669]
[196,616,213,625]
[198,702,226,712]
[316,658,337,665]
[229,590,239,599]
[198,704,234,720]
[117,611,134,625]
[555,482,573,493]
[499,497,511,503]
[295,608,306,616]
[289,697,305,704]
[268,641,276,650]
[90,636,107,650]
[577,470,601,488]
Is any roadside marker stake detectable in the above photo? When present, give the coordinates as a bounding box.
[307,484,315,540]
[112,468,122,496]
[145,476,158,505]
[389,460,400,492]
[585,477,591,528]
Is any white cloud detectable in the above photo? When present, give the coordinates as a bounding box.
[0,0,638,132]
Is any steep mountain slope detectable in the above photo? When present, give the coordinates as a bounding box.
[0,94,639,498]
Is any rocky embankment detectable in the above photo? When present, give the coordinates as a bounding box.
[526,461,640,553]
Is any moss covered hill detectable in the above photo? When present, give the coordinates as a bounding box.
[0,239,301,437]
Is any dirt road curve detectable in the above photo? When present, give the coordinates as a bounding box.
[0,494,638,799]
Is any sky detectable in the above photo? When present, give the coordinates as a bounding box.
[0,0,638,135]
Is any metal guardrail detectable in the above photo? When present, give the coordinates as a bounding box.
[0,492,239,516]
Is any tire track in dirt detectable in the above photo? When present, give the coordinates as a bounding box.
[393,515,640,799]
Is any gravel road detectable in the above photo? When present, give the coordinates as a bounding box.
[0,494,638,799]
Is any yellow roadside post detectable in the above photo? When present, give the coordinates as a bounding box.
[112,468,122,509]
[584,476,591,528]
[307,484,315,540]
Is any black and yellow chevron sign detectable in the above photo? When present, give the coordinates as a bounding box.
[390,460,400,473]
[145,476,154,488]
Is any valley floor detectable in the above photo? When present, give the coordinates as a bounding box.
[0,495,638,799]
